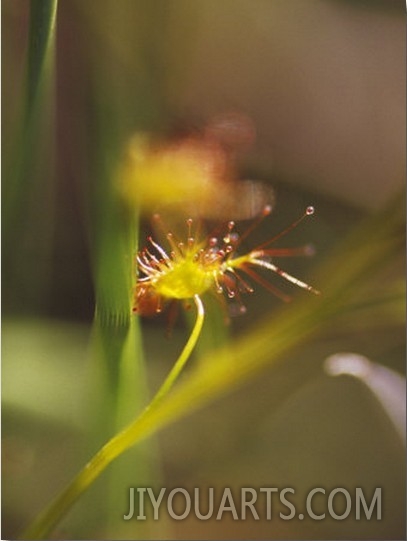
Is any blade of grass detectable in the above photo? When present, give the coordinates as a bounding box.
[25,1,58,112]
[4,0,58,225]
[3,0,58,313]
[85,90,164,537]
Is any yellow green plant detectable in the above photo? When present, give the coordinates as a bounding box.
[21,194,322,539]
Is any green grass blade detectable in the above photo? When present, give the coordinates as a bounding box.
[25,0,58,115]
[84,89,165,536]
[4,0,58,224]
[3,0,58,314]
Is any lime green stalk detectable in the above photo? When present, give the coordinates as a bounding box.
[19,295,204,540]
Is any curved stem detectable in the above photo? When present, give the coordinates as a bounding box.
[20,295,205,540]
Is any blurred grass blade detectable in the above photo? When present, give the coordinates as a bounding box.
[3,0,58,314]
[324,353,406,444]
[85,84,164,536]
[26,0,58,115]
[4,0,58,224]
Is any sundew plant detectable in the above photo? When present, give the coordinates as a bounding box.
[3,2,405,540]
[20,114,323,539]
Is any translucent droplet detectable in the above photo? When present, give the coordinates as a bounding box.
[229,232,239,244]
[306,206,315,216]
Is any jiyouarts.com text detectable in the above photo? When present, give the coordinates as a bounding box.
[123,486,382,521]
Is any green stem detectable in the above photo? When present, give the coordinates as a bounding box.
[20,295,205,540]
[149,295,204,407]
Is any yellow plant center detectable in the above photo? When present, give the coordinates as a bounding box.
[153,258,217,299]
[134,207,319,316]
